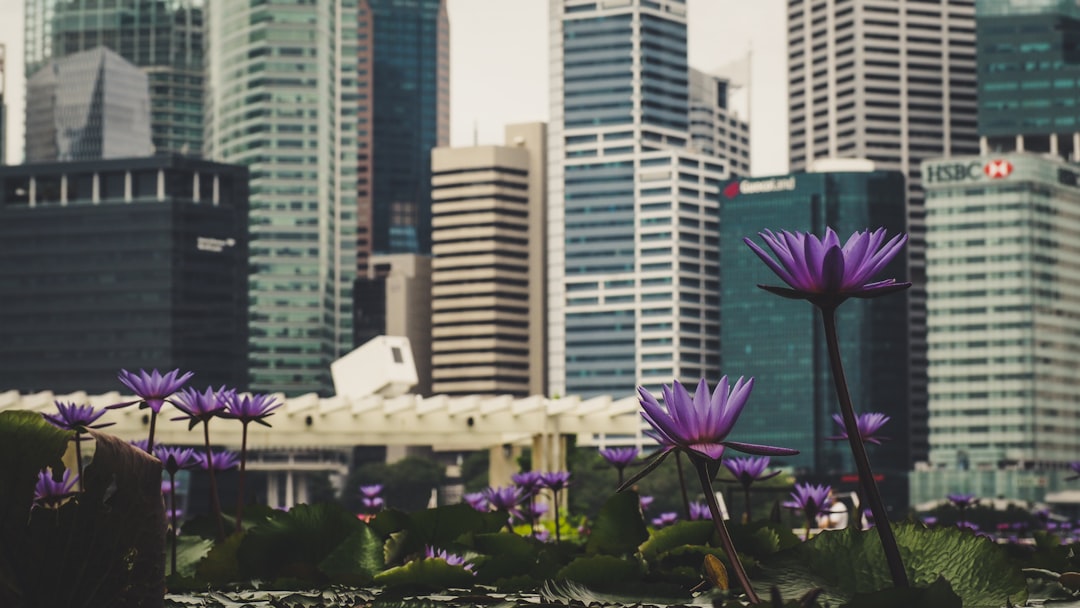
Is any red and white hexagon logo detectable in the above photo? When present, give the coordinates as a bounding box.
[984,159,1013,179]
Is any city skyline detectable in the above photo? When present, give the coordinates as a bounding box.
[0,0,788,175]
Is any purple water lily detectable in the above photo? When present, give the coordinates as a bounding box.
[44,401,114,491]
[463,492,488,512]
[33,468,78,508]
[744,227,910,307]
[221,392,281,532]
[600,446,639,486]
[785,483,834,538]
[639,495,654,511]
[361,496,385,511]
[109,368,194,453]
[746,228,912,589]
[425,546,474,572]
[827,412,890,445]
[174,386,232,541]
[947,493,978,510]
[651,512,678,528]
[359,484,383,498]
[43,401,114,432]
[484,485,523,530]
[512,471,544,497]
[196,449,240,471]
[723,456,781,523]
[154,446,200,475]
[689,501,712,521]
[626,377,797,605]
[541,471,572,543]
[636,377,797,465]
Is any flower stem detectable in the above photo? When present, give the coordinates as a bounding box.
[202,422,225,542]
[146,411,158,454]
[74,433,84,493]
[821,307,908,588]
[169,471,178,576]
[236,422,249,534]
[553,490,562,543]
[675,451,691,520]
[743,487,752,524]
[692,457,760,604]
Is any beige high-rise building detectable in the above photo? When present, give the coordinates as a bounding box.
[430,123,547,396]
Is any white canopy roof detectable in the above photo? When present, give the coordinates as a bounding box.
[0,389,643,452]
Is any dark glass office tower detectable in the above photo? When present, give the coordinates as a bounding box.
[719,167,912,510]
[25,0,205,156]
[977,0,1080,158]
[0,155,248,394]
[357,0,449,276]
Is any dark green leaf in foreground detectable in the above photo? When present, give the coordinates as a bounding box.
[555,554,643,589]
[318,524,384,584]
[585,490,648,556]
[639,520,715,563]
[373,557,477,591]
[755,523,1027,608]
[237,502,367,583]
[844,576,961,608]
[172,536,215,579]
[465,532,540,583]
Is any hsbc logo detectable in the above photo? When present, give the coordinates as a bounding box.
[984,160,1012,179]
[924,159,1014,184]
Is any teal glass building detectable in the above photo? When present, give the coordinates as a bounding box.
[25,0,205,156]
[977,0,1080,158]
[205,0,358,396]
[719,166,914,509]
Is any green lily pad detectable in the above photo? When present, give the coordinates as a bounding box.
[586,491,648,556]
[556,554,643,589]
[373,557,476,591]
[755,523,1027,608]
[318,524,384,585]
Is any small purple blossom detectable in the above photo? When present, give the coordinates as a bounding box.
[43,401,114,432]
[639,495,654,511]
[425,546,474,572]
[520,500,548,522]
[154,446,200,475]
[483,485,523,516]
[34,469,78,507]
[600,447,639,468]
[638,377,798,462]
[110,368,194,413]
[784,483,834,522]
[221,392,282,426]
[359,484,383,498]
[723,456,780,490]
[827,412,890,445]
[541,471,571,492]
[196,450,240,471]
[947,493,978,510]
[651,512,679,528]
[744,227,910,307]
[463,492,488,512]
[689,501,712,521]
[361,496,385,511]
[512,471,544,497]
[129,439,149,452]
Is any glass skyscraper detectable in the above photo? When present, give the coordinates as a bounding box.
[357,0,449,275]
[719,166,911,508]
[205,0,358,396]
[25,47,154,162]
[549,0,729,400]
[25,0,205,156]
[977,0,1080,158]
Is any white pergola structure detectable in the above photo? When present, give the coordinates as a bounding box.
[0,388,642,508]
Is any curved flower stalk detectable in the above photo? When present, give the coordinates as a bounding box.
[43,401,114,491]
[221,392,281,532]
[109,368,194,453]
[173,386,232,541]
[746,227,911,589]
[155,445,199,576]
[723,456,781,523]
[541,471,571,543]
[785,483,834,540]
[624,377,798,605]
[599,446,639,486]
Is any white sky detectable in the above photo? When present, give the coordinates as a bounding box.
[0,0,788,176]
